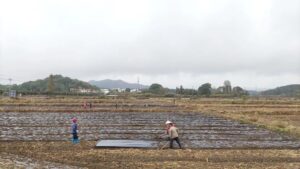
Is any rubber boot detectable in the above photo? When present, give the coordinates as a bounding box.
[74,138,79,144]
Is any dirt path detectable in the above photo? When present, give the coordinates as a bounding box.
[1,142,299,169]
[0,152,85,169]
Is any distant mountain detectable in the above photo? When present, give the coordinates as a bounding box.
[246,90,260,96]
[1,75,99,93]
[89,79,149,89]
[261,84,300,97]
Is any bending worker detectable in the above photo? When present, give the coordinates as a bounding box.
[165,120,182,149]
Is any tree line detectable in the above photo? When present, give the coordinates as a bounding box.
[146,82,248,97]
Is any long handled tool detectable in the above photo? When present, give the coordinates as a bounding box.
[159,141,169,150]
[155,134,169,150]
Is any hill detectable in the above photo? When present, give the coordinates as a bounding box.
[261,84,300,97]
[89,79,148,89]
[1,75,99,94]
[247,90,260,96]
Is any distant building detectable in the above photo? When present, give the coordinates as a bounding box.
[130,89,141,93]
[112,88,126,93]
[9,90,17,98]
[100,89,110,95]
[70,88,98,94]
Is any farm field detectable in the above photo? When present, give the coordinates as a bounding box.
[0,96,299,168]
[187,98,300,138]
[1,141,300,169]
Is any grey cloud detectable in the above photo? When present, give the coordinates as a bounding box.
[0,0,299,88]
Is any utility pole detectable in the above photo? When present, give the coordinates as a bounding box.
[7,78,16,98]
[8,78,12,85]
[137,77,140,91]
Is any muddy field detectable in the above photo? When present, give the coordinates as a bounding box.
[1,112,300,149]
[0,96,300,168]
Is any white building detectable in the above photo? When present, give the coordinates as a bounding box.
[112,88,126,92]
[100,89,110,95]
[70,88,98,94]
[130,89,141,93]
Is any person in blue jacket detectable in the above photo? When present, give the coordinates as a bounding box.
[71,117,79,144]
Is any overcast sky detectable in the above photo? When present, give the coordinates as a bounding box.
[0,0,299,90]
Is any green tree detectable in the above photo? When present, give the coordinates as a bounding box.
[184,89,198,95]
[176,85,184,94]
[149,83,165,94]
[233,86,248,96]
[47,74,55,94]
[179,85,184,94]
[198,83,212,97]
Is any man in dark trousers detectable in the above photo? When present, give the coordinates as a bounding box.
[166,120,182,149]
[71,117,79,144]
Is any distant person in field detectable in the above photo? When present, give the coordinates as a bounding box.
[165,120,182,149]
[83,101,87,109]
[71,117,79,144]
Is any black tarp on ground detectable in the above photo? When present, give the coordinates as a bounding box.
[96,140,158,148]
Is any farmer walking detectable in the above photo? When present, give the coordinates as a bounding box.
[165,120,182,149]
[71,117,79,144]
